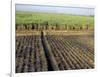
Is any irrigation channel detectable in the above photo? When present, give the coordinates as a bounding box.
[41,31,59,71]
[41,31,53,71]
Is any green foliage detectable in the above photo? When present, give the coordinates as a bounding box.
[16,12,94,29]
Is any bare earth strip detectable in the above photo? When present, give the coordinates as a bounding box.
[16,30,94,36]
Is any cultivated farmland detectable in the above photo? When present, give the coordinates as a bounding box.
[15,12,94,73]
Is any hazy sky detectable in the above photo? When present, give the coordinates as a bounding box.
[16,4,94,16]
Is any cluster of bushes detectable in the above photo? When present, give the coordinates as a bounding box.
[16,23,90,30]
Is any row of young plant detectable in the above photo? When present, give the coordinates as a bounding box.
[46,34,94,70]
[16,35,47,73]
